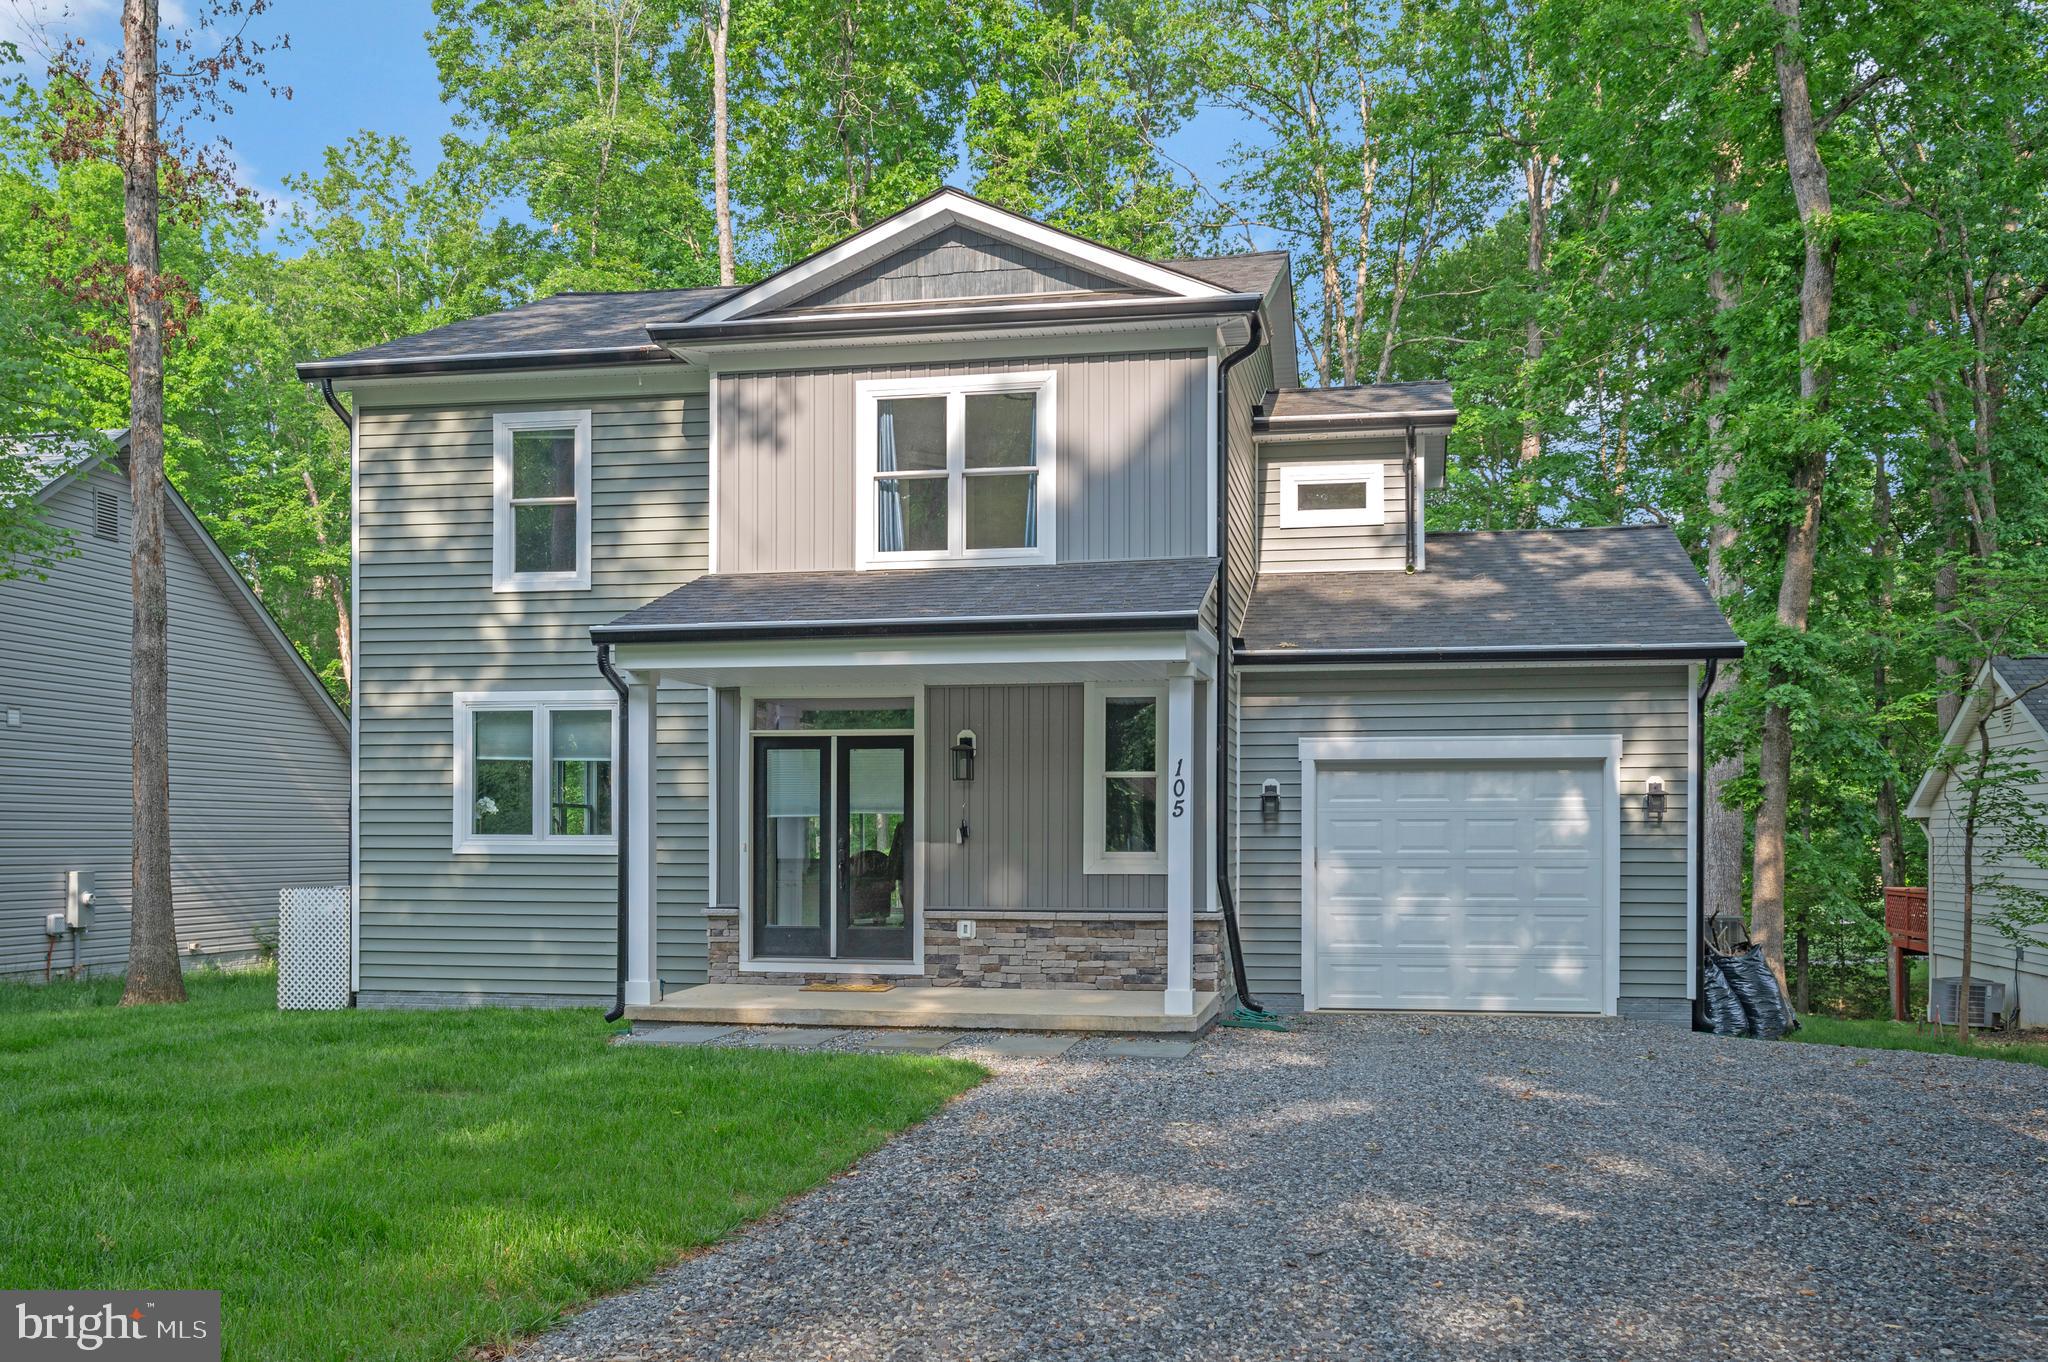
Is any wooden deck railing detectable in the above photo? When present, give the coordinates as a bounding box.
[1884,885,1928,952]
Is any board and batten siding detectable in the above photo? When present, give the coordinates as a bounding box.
[354,393,710,1004]
[0,466,348,979]
[714,352,1211,572]
[787,224,1124,310]
[1924,703,2048,1021]
[922,684,1172,912]
[1236,666,1693,1011]
[1258,439,1410,573]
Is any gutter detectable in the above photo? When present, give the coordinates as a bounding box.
[319,378,353,432]
[1213,312,1267,1015]
[596,644,632,1024]
[298,345,672,383]
[591,609,1202,647]
[649,292,1265,345]
[1235,642,1748,666]
[1694,657,1719,1031]
[1254,411,1457,435]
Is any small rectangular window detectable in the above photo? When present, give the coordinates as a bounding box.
[1084,683,1165,873]
[1279,460,1387,528]
[92,490,119,541]
[454,692,616,853]
[493,411,592,592]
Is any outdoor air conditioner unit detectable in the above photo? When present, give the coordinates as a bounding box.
[1930,976,2009,1030]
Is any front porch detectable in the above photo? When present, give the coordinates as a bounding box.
[625,981,1224,1033]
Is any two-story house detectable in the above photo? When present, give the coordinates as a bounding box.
[300,189,1741,1032]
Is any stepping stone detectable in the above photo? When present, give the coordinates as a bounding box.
[1098,1038,1196,1059]
[975,1032,1078,1057]
[854,1030,964,1053]
[630,1024,738,1046]
[737,1027,849,1049]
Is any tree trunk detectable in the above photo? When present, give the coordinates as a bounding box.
[1871,443,1903,886]
[120,0,183,1006]
[1930,469,1962,731]
[1518,149,1548,497]
[708,0,734,287]
[300,469,352,694]
[1794,926,1810,1013]
[1957,722,1989,1044]
[1750,0,1836,997]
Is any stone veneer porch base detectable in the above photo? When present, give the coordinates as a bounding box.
[704,908,1221,991]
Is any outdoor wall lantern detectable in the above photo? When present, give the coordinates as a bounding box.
[1645,777,1667,824]
[952,730,977,783]
[1261,778,1282,823]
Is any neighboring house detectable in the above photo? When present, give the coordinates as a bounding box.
[299,189,1741,1029]
[0,433,350,979]
[1906,656,2048,1023]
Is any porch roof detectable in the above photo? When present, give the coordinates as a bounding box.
[592,556,1219,645]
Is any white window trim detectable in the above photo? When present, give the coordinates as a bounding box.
[492,409,594,592]
[1278,460,1387,529]
[854,371,1057,569]
[1083,681,1168,874]
[452,690,620,855]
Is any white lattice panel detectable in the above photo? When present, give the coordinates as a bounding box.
[279,885,351,1010]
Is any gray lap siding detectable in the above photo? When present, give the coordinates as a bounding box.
[354,392,710,1002]
[1236,665,1694,1009]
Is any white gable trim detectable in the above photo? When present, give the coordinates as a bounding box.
[1904,661,2048,820]
[688,189,1226,327]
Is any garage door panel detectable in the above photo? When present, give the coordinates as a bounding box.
[1313,759,1608,1014]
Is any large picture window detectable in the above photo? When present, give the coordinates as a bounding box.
[857,373,1056,567]
[453,691,617,853]
[1083,683,1166,873]
[493,410,593,591]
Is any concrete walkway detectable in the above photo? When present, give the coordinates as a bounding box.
[523,1015,2048,1361]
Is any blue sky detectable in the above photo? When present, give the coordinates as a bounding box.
[2,0,1248,253]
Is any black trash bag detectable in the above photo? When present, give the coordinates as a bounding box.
[1708,945,1799,1039]
[1702,950,1752,1037]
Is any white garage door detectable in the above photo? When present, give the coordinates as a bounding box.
[1311,760,1607,1012]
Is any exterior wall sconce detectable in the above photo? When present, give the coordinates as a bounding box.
[1261,778,1282,823]
[951,730,977,783]
[1645,777,1667,824]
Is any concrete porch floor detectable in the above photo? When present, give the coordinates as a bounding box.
[625,983,1222,1033]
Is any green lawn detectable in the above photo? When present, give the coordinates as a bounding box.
[1789,1014,2048,1069]
[0,970,981,1361]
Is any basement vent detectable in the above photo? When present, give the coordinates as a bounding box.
[1931,976,2009,1029]
[92,489,119,541]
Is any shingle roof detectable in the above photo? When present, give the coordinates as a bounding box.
[1164,251,1290,297]
[593,557,1218,643]
[296,287,738,379]
[300,254,1291,380]
[1997,656,2048,732]
[1240,525,1742,661]
[1258,381,1455,425]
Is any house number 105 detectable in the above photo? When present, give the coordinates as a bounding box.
[1170,758,1187,818]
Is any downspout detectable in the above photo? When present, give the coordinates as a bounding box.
[1693,657,1719,1031]
[1214,314,1269,1017]
[320,377,353,432]
[597,644,631,1023]
[1403,421,1418,574]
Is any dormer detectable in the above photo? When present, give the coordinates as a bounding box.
[1251,383,1455,573]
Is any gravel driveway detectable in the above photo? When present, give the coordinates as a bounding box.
[518,1015,2048,1361]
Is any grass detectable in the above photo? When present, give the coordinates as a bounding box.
[0,969,982,1361]
[1789,1014,2048,1070]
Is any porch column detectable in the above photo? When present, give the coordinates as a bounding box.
[1164,674,1196,1016]
[624,677,658,1006]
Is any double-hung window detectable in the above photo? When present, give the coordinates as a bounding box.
[1083,683,1166,873]
[493,410,593,591]
[856,372,1056,567]
[453,692,618,853]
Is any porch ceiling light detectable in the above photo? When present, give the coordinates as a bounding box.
[951,730,977,783]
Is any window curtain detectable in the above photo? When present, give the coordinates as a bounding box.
[876,409,905,552]
[1023,401,1038,546]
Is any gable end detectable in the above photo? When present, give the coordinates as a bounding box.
[787,223,1143,311]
